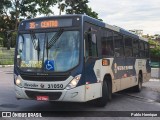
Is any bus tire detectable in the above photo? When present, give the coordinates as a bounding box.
[94,81,109,107]
[107,79,112,101]
[134,73,143,92]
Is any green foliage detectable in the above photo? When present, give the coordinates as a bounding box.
[0,0,101,48]
[36,0,58,16]
[0,48,14,65]
[0,0,11,15]
[0,37,3,46]
[11,32,17,47]
[58,0,101,20]
[149,39,160,57]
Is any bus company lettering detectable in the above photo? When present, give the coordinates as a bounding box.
[114,63,133,72]
[24,83,38,88]
[117,66,133,70]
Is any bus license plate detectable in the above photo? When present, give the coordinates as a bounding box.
[36,96,49,101]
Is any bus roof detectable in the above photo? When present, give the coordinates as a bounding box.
[20,14,148,42]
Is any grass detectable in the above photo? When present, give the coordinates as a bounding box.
[0,47,15,65]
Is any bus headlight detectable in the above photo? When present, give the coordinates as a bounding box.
[65,75,81,90]
[15,77,23,87]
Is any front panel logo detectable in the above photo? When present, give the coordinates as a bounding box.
[40,84,44,88]
[45,60,54,71]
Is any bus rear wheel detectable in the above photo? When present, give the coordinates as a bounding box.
[94,81,109,107]
[134,73,142,92]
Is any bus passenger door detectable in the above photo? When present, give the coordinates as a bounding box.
[84,24,101,101]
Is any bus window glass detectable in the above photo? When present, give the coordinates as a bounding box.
[125,37,132,47]
[101,30,114,56]
[91,34,97,57]
[139,41,144,50]
[124,36,133,57]
[125,47,133,57]
[114,33,124,57]
[145,42,149,50]
[17,31,80,72]
[114,33,123,48]
[85,33,97,58]
[115,47,124,57]
[133,49,139,57]
[46,31,80,71]
[139,50,145,57]
[133,39,139,49]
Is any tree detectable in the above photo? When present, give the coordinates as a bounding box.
[0,0,58,47]
[148,39,160,57]
[36,0,58,16]
[7,0,58,30]
[57,0,101,20]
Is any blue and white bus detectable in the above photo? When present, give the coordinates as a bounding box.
[14,15,151,106]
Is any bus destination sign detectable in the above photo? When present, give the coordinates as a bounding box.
[25,19,72,29]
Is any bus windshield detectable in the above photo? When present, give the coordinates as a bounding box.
[17,30,80,72]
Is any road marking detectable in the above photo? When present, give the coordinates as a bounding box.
[149,79,160,82]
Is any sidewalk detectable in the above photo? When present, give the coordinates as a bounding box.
[149,78,160,81]
[0,65,14,67]
[151,68,160,78]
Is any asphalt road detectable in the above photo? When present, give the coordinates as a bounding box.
[0,67,160,120]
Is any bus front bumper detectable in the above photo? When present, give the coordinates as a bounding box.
[15,85,86,102]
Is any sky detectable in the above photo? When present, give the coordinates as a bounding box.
[52,0,160,35]
[88,0,160,35]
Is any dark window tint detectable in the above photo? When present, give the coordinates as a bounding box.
[91,34,97,57]
[125,47,133,57]
[101,30,114,56]
[133,49,139,57]
[114,33,124,57]
[115,47,124,57]
[133,39,139,49]
[145,42,149,50]
[139,50,145,57]
[114,33,123,48]
[139,41,144,50]
[85,33,97,58]
[125,37,132,47]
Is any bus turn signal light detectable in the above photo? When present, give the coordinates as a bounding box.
[102,59,110,66]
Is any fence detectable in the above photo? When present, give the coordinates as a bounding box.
[0,47,15,65]
[150,55,160,68]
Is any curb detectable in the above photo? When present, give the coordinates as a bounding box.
[0,65,14,68]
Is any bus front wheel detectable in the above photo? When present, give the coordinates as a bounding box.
[94,81,109,107]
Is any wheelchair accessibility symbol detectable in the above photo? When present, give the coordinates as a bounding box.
[45,60,54,71]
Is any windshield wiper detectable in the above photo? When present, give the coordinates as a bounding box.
[46,29,64,49]
[30,31,40,61]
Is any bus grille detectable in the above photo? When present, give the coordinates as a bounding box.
[25,91,62,100]
[21,75,68,81]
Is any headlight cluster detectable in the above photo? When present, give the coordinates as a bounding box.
[14,75,23,87]
[65,74,81,90]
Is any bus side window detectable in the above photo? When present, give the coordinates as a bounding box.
[101,30,114,56]
[133,39,139,57]
[114,33,124,57]
[85,33,97,58]
[144,42,149,58]
[139,41,145,57]
[124,36,133,57]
